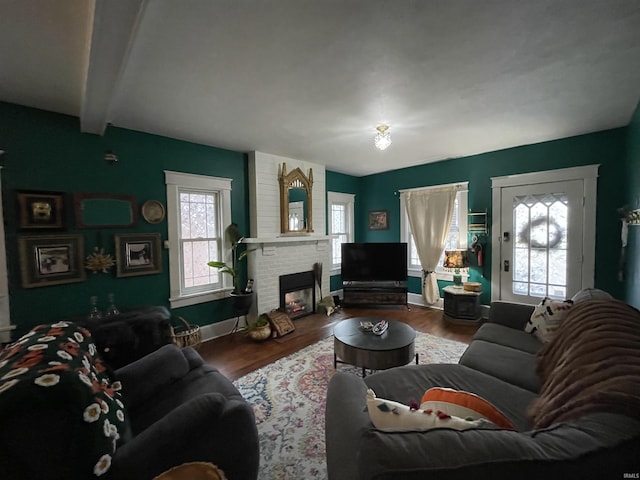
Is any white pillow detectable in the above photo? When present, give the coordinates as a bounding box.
[526,297,573,342]
[366,389,494,431]
[570,288,613,304]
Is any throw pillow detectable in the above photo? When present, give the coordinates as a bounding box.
[420,387,515,430]
[366,389,497,431]
[0,322,128,478]
[525,296,573,342]
[154,462,228,480]
[570,288,613,304]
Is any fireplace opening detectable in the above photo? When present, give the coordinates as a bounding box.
[279,271,316,319]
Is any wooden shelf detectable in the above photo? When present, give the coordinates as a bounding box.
[343,282,408,308]
[468,211,488,234]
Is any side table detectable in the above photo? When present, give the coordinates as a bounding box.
[443,285,482,325]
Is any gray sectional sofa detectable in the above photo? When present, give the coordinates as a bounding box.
[0,325,259,480]
[325,292,640,479]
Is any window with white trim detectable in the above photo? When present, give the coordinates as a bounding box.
[328,191,355,272]
[165,171,233,308]
[400,184,468,280]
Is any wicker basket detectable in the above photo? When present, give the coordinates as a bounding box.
[463,282,482,292]
[171,316,202,349]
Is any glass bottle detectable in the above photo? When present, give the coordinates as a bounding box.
[88,296,103,321]
[105,293,119,318]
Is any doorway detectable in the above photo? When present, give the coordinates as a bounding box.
[491,165,599,304]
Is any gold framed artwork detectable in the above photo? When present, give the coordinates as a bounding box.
[73,193,138,229]
[17,190,65,229]
[368,210,389,230]
[115,233,162,277]
[18,234,85,288]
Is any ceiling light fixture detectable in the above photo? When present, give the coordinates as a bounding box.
[374,124,392,150]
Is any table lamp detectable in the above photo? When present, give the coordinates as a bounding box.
[443,250,469,287]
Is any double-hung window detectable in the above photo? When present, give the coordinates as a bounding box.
[327,192,355,273]
[165,171,233,308]
[400,183,468,281]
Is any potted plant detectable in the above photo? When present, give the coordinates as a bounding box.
[247,314,272,341]
[207,223,256,313]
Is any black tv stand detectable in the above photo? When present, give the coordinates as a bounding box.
[342,281,409,309]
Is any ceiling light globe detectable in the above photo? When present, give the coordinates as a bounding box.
[374,125,392,150]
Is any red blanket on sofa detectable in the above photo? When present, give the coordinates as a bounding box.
[527,299,640,429]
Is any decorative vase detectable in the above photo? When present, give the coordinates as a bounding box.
[248,324,271,342]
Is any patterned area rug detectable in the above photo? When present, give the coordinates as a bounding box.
[233,331,467,479]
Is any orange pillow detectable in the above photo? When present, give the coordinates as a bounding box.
[420,387,515,430]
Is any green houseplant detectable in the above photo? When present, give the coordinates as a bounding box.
[208,224,256,315]
[207,223,255,294]
[247,313,272,341]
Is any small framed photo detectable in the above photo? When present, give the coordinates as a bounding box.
[17,190,65,229]
[18,234,85,288]
[368,210,389,230]
[115,233,162,277]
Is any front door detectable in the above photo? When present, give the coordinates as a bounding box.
[492,166,598,304]
[500,180,583,303]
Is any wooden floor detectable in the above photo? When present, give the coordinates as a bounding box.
[198,305,479,381]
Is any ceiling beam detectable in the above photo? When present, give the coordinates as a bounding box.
[80,0,147,135]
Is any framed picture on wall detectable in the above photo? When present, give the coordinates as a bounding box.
[17,190,65,229]
[115,233,162,277]
[73,193,138,229]
[18,234,85,288]
[368,210,389,230]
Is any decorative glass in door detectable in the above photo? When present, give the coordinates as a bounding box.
[512,193,568,299]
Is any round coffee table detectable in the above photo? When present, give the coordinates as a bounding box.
[333,317,418,377]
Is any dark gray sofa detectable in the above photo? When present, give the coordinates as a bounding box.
[111,344,260,480]
[325,295,640,479]
[0,324,259,480]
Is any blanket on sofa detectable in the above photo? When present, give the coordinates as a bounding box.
[528,299,640,429]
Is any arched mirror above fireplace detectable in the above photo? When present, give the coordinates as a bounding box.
[279,163,313,234]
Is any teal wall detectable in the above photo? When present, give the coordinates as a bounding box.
[1,102,251,336]
[329,128,629,304]
[625,101,640,309]
[325,171,360,292]
[3,101,637,337]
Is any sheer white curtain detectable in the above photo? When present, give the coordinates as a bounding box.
[404,186,458,304]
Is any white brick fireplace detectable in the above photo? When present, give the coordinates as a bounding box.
[244,152,330,320]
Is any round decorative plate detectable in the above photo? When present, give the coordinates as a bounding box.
[141,200,166,224]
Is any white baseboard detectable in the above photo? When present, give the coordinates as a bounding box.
[405,292,490,319]
[199,316,248,342]
[0,324,16,344]
[407,292,443,310]
[198,289,491,344]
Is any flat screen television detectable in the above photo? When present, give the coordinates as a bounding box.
[341,242,408,282]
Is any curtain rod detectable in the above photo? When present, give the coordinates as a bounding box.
[397,181,469,194]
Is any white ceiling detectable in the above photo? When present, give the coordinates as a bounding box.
[1,0,640,176]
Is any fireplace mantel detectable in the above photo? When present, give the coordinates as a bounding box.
[244,235,331,245]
